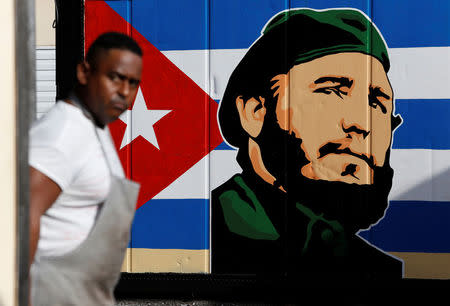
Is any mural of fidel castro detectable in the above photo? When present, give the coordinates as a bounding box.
[212,8,404,280]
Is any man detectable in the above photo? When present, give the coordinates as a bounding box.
[212,8,403,280]
[29,32,142,305]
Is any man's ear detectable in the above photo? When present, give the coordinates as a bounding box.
[76,61,91,86]
[235,95,266,138]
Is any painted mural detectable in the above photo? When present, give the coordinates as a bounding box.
[212,8,403,279]
[85,0,450,279]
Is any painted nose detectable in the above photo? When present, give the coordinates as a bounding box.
[341,119,370,140]
[340,91,371,140]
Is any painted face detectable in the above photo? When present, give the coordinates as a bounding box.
[83,49,142,125]
[275,52,393,185]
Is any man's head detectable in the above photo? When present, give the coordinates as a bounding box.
[76,32,143,126]
[218,8,402,230]
[272,52,393,185]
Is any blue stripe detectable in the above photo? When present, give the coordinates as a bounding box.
[215,141,234,150]
[108,0,209,51]
[359,201,450,253]
[393,99,450,150]
[131,199,209,249]
[106,0,450,50]
[214,99,450,150]
[131,198,450,253]
[105,0,131,23]
[372,1,450,48]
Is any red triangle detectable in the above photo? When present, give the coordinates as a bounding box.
[85,1,223,209]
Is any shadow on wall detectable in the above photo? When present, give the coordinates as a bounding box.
[393,163,450,202]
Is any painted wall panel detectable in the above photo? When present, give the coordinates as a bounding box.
[85,0,450,279]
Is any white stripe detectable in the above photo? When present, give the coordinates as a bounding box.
[153,155,208,199]
[153,148,450,202]
[390,149,450,202]
[162,47,450,100]
[210,150,242,190]
[388,47,450,100]
[153,150,241,199]
[161,49,242,100]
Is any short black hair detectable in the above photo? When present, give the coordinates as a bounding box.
[85,32,142,67]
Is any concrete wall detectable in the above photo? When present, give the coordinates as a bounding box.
[0,0,17,304]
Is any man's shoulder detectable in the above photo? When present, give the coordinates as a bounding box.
[32,101,91,129]
[30,102,94,148]
[29,101,99,178]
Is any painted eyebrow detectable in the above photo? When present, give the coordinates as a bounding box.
[314,76,354,87]
[370,86,391,100]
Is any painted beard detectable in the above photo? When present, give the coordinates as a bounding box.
[253,115,394,233]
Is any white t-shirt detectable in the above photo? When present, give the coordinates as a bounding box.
[29,101,125,259]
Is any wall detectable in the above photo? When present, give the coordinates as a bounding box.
[36,0,55,47]
[0,0,17,304]
[84,0,450,281]
[35,0,56,119]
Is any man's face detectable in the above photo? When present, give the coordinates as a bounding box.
[82,49,142,125]
[275,52,393,185]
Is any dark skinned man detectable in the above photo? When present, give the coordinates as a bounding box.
[29,32,142,305]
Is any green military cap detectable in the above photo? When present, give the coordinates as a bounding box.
[262,8,390,72]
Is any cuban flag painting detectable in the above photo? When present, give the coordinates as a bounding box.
[85,0,450,279]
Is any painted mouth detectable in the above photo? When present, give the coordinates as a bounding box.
[341,163,359,179]
[318,142,375,169]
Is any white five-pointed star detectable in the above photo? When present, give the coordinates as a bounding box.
[119,87,172,150]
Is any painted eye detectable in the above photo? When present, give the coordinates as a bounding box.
[369,100,378,109]
[369,99,387,114]
[314,87,346,99]
[369,87,390,114]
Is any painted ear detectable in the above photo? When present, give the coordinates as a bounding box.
[391,114,403,130]
[235,95,266,138]
[76,61,91,86]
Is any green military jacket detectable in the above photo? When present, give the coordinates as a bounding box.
[211,172,402,280]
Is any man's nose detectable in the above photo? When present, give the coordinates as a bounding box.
[340,97,371,140]
[118,80,130,97]
[341,119,370,140]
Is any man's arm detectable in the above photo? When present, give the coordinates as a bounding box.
[29,166,62,267]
